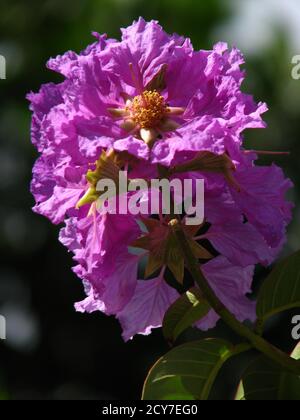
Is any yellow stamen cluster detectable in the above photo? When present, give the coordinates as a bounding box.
[108,88,184,146]
[128,90,167,129]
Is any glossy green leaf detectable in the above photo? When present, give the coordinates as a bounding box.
[235,343,300,400]
[162,288,210,343]
[257,251,300,328]
[142,339,245,400]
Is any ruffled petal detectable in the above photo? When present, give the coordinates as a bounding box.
[196,257,256,331]
[117,277,178,341]
[205,221,273,267]
[231,163,293,248]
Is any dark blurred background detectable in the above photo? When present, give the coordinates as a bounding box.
[0,0,300,400]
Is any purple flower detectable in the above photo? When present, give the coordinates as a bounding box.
[28,18,267,221]
[28,18,293,340]
[60,210,271,340]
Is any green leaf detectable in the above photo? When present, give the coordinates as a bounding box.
[256,251,300,328]
[235,343,300,400]
[142,339,246,400]
[291,342,300,360]
[162,288,210,342]
[235,381,245,401]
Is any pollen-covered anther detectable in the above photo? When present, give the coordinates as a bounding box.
[129,90,167,129]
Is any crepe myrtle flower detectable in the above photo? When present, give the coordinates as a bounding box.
[28,17,268,223]
[59,169,291,340]
[28,18,293,340]
[61,210,259,341]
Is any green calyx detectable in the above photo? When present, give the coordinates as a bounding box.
[76,151,120,209]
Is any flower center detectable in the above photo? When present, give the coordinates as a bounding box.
[127,90,167,129]
[131,218,213,284]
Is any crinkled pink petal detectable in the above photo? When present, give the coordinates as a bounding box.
[196,256,256,331]
[117,277,179,341]
[113,137,150,160]
[75,281,106,313]
[205,221,273,267]
[59,212,141,292]
[100,252,140,315]
[33,184,84,225]
[231,163,293,247]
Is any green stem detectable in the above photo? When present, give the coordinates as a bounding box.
[171,220,300,376]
